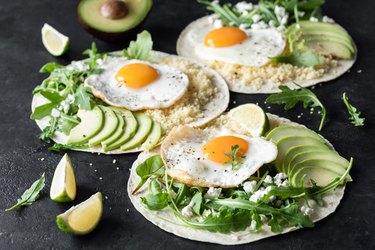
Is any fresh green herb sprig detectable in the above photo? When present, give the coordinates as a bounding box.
[342,93,365,126]
[134,154,352,234]
[123,30,153,61]
[266,84,326,131]
[6,173,45,211]
[224,145,246,170]
[270,50,320,67]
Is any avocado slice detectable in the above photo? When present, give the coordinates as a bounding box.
[288,150,350,174]
[266,125,325,144]
[141,121,162,150]
[67,106,104,144]
[291,166,343,187]
[288,21,355,59]
[88,106,119,147]
[78,0,152,42]
[274,136,329,172]
[282,145,327,174]
[101,112,125,148]
[104,107,138,151]
[120,112,152,151]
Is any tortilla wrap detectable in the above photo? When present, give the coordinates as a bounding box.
[31,51,229,154]
[177,16,357,94]
[127,113,346,245]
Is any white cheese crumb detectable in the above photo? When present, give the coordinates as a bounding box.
[274,6,286,17]
[126,208,130,212]
[259,214,268,222]
[322,16,334,23]
[235,1,253,12]
[116,167,120,170]
[310,17,319,22]
[112,159,117,164]
[99,177,103,180]
[281,180,289,187]
[268,195,276,202]
[250,220,257,230]
[252,14,263,23]
[105,196,108,200]
[264,175,273,184]
[205,187,222,200]
[51,108,61,118]
[251,21,268,30]
[243,180,257,193]
[213,19,223,29]
[357,69,362,73]
[249,186,272,203]
[181,201,195,218]
[300,205,314,216]
[89,163,93,166]
[40,158,45,161]
[297,115,301,119]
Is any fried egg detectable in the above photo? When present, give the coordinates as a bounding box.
[85,57,189,110]
[184,24,286,67]
[161,126,277,188]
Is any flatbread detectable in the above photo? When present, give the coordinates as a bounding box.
[177,16,357,94]
[31,51,230,154]
[127,114,346,245]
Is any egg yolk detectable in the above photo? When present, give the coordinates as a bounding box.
[204,27,247,48]
[115,63,159,88]
[202,136,249,164]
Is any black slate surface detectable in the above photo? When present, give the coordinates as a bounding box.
[1,0,375,249]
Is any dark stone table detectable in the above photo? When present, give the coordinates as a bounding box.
[1,0,374,249]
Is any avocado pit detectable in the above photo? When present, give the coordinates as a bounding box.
[100,0,128,20]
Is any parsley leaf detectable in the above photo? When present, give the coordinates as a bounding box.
[6,173,45,211]
[266,84,326,131]
[224,145,246,170]
[123,30,153,61]
[270,50,320,67]
[342,93,365,126]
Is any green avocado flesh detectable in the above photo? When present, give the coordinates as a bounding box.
[78,0,152,33]
[267,125,350,187]
[101,111,125,147]
[120,112,152,151]
[67,106,104,144]
[288,21,355,59]
[88,106,119,147]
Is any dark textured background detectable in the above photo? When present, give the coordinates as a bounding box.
[0,0,374,249]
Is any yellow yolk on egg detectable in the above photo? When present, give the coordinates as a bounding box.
[204,27,248,48]
[202,136,249,164]
[115,63,159,88]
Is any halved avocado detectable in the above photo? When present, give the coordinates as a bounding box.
[78,0,152,42]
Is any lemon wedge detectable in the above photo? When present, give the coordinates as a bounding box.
[228,103,270,137]
[41,23,70,56]
[50,153,76,202]
[56,192,103,235]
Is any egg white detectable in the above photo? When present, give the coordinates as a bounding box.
[162,127,278,188]
[85,58,189,110]
[184,21,286,67]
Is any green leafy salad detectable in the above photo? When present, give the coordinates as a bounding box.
[133,154,353,234]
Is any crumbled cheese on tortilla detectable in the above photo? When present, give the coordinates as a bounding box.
[144,57,219,133]
[208,57,338,90]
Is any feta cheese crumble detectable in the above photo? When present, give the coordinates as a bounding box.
[243,180,257,193]
[205,187,222,200]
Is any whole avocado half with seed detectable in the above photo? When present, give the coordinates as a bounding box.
[78,0,152,42]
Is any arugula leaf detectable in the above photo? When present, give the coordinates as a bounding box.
[270,50,321,67]
[191,192,203,215]
[39,62,62,73]
[74,84,94,110]
[47,143,89,152]
[141,193,169,210]
[6,173,45,211]
[40,90,65,103]
[224,145,246,170]
[174,183,190,206]
[266,84,326,131]
[342,93,365,126]
[38,116,58,143]
[133,155,165,194]
[31,103,57,120]
[123,30,153,61]
[60,113,80,135]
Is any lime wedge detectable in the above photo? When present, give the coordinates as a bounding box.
[50,153,76,202]
[56,192,103,235]
[41,23,69,56]
[228,103,270,137]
